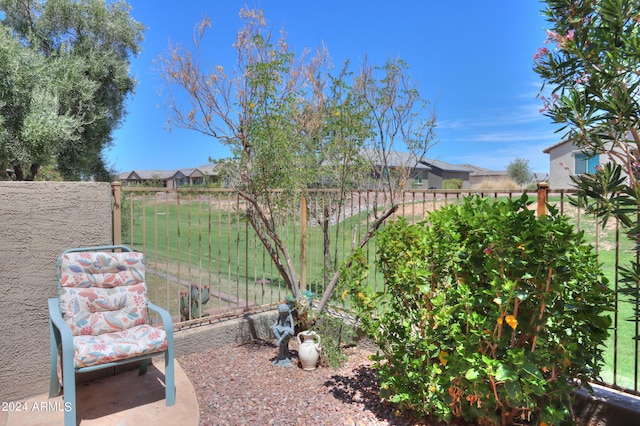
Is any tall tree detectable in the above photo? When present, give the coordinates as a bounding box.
[534,0,640,319]
[0,0,144,181]
[160,8,436,309]
[0,24,78,180]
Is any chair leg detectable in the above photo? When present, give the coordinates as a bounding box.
[61,351,76,426]
[49,320,61,398]
[165,351,176,406]
[138,358,149,375]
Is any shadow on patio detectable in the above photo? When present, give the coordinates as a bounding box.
[0,358,198,426]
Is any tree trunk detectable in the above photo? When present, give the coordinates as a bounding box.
[315,203,398,313]
[322,204,332,286]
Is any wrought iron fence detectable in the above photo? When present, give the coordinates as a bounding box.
[112,183,639,394]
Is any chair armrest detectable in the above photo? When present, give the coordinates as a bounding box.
[48,298,75,364]
[148,302,174,343]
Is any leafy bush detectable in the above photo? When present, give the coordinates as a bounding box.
[444,178,462,189]
[312,313,357,369]
[343,195,613,425]
[288,292,357,369]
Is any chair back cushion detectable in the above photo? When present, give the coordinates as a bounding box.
[58,251,149,336]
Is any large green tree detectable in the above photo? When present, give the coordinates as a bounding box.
[0,0,144,181]
[160,8,436,307]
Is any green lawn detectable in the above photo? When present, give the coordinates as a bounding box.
[548,199,640,391]
[123,193,381,314]
[122,191,640,391]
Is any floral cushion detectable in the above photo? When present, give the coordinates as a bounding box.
[59,284,149,336]
[55,249,167,370]
[72,325,168,368]
[59,251,145,288]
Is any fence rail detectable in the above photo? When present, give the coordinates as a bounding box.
[112,183,639,395]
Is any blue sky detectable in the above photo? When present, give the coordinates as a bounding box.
[109,0,560,174]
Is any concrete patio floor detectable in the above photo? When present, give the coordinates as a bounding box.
[0,359,198,426]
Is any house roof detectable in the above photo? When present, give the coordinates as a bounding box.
[543,138,572,154]
[533,172,549,181]
[128,169,179,180]
[419,158,472,173]
[458,164,492,173]
[180,167,205,177]
[195,163,220,176]
[361,149,430,170]
[361,149,474,173]
[543,131,633,153]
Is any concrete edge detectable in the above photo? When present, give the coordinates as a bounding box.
[574,383,640,426]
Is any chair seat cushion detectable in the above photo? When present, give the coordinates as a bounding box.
[73,324,168,368]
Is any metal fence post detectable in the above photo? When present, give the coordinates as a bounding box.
[112,181,122,245]
[300,193,307,292]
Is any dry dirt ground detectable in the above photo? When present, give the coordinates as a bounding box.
[178,341,441,426]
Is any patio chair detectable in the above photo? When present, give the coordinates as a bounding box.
[48,245,175,425]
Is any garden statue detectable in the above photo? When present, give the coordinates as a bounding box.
[271,303,295,366]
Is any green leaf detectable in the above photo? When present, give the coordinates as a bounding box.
[416,284,431,294]
[465,368,480,380]
[505,380,522,400]
[495,364,517,381]
[521,363,544,381]
[503,279,516,291]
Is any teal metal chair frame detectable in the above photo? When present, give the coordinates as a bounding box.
[48,245,175,425]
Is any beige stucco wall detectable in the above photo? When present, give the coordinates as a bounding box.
[546,140,617,189]
[547,141,579,188]
[0,182,113,402]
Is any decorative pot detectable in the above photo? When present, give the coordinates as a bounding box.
[296,330,321,370]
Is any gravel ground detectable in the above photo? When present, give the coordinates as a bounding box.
[178,340,431,426]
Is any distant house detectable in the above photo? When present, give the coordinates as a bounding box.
[543,139,608,188]
[532,172,550,183]
[119,157,522,190]
[123,169,179,188]
[463,165,548,187]
[178,168,205,186]
[419,158,472,189]
[363,150,428,188]
[120,163,221,188]
[462,165,508,187]
[195,163,222,183]
[363,150,472,189]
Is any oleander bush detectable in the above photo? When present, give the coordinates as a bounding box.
[342,195,613,425]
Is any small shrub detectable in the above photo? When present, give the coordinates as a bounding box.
[473,177,521,191]
[343,195,613,425]
[312,313,357,369]
[287,291,357,369]
[444,178,462,189]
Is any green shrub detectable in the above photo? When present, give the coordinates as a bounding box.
[288,291,357,369]
[444,178,462,189]
[312,313,357,369]
[343,195,613,425]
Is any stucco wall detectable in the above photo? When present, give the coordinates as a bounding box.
[0,182,113,402]
[546,140,617,189]
[547,141,577,188]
